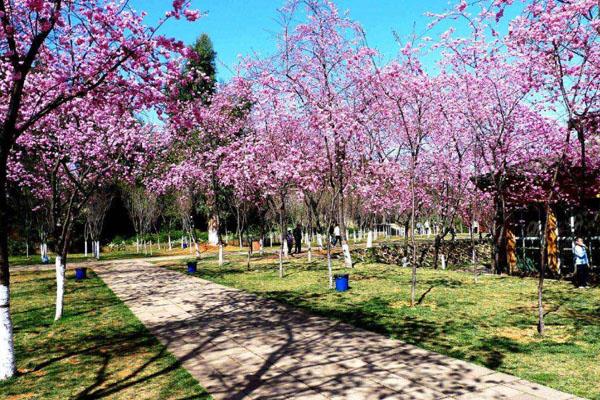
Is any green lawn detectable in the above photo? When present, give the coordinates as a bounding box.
[0,269,211,400]
[163,252,600,400]
[8,251,174,267]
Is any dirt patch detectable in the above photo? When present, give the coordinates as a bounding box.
[495,326,573,344]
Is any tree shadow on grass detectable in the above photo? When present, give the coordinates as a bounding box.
[254,288,537,373]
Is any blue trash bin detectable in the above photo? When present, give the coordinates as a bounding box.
[334,274,349,292]
[75,267,87,280]
[187,261,197,273]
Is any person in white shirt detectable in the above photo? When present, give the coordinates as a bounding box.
[572,237,590,288]
[333,225,341,246]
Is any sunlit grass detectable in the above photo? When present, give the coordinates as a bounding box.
[162,252,600,400]
[0,269,211,400]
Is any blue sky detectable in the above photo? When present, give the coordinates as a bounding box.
[129,1,518,81]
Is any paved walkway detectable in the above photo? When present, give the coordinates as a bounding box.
[93,261,582,400]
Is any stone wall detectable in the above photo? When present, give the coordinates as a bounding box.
[351,240,492,270]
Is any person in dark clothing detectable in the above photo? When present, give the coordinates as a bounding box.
[293,224,302,254]
[286,230,294,254]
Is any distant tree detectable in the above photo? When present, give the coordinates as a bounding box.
[180,33,217,103]
[83,190,114,259]
[124,186,159,254]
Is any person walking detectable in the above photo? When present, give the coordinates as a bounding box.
[333,224,341,247]
[293,223,302,254]
[573,237,590,288]
[286,230,294,255]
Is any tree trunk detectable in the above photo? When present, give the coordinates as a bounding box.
[279,199,286,278]
[433,233,442,269]
[337,187,353,268]
[470,222,478,283]
[246,228,252,270]
[327,239,333,289]
[54,255,66,321]
[218,244,224,266]
[410,176,418,307]
[0,158,15,380]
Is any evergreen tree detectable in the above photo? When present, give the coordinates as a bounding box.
[181,33,217,102]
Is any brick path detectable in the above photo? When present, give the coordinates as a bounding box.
[93,260,583,400]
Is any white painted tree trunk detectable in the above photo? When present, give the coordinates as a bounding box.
[25,243,29,258]
[136,237,140,253]
[307,239,312,263]
[259,239,264,256]
[316,233,323,250]
[84,240,88,257]
[327,249,333,289]
[218,244,224,266]
[40,243,47,262]
[157,237,161,250]
[269,232,273,248]
[168,234,172,250]
[195,242,200,257]
[54,256,65,321]
[441,254,446,270]
[0,283,15,380]
[353,231,357,243]
[342,243,352,268]
[283,240,289,258]
[181,236,184,249]
[366,230,373,248]
[150,241,153,255]
[279,248,284,278]
[96,241,100,260]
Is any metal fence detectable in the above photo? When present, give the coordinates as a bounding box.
[516,235,600,273]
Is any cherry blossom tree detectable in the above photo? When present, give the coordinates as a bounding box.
[267,0,378,269]
[155,77,254,265]
[9,99,162,322]
[0,0,200,380]
[439,1,582,334]
[220,77,321,278]
[501,0,600,222]
[371,60,439,306]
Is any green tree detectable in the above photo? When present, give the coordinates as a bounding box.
[181,33,217,102]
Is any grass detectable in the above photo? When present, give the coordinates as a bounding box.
[161,251,600,400]
[0,269,211,400]
[8,251,171,267]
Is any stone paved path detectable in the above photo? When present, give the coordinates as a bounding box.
[93,260,583,400]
